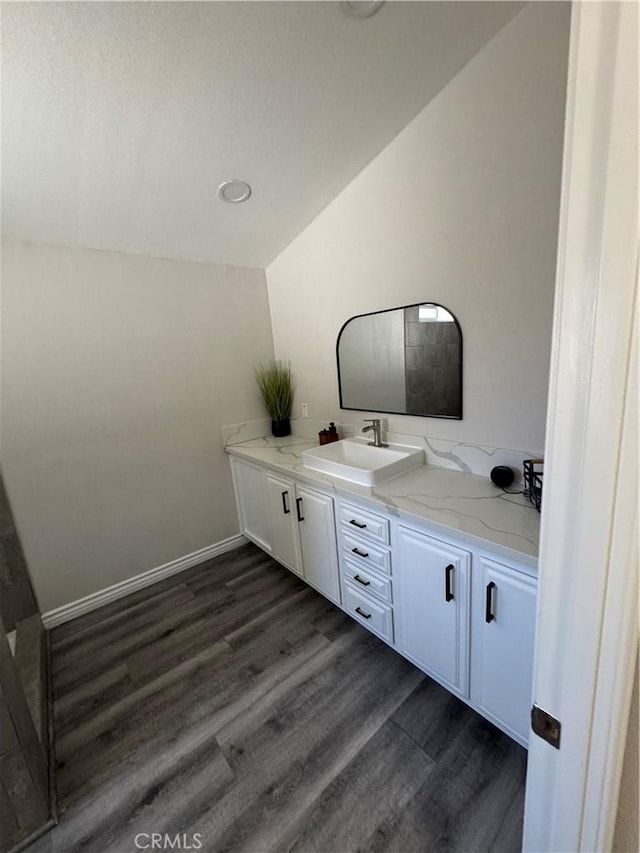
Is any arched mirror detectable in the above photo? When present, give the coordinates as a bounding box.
[337,302,462,418]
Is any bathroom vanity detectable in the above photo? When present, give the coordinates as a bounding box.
[226,434,539,748]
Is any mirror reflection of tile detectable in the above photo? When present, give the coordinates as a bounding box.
[404,306,461,417]
[337,302,462,419]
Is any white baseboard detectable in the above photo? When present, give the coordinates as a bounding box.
[41,534,246,629]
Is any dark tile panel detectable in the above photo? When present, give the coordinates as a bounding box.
[0,474,39,632]
[0,780,19,845]
[0,748,48,831]
[0,581,38,635]
[0,621,48,803]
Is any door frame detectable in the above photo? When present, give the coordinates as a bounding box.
[523,2,638,851]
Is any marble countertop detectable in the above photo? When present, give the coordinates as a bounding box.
[225,435,540,571]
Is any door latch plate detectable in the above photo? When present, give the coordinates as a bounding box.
[531,704,561,749]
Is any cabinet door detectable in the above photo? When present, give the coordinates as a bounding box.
[265,474,302,577]
[396,526,470,696]
[230,457,272,553]
[473,557,536,745]
[296,486,341,605]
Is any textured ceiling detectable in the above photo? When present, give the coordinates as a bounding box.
[1,1,523,268]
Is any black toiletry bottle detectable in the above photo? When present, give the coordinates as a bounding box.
[319,429,329,445]
[328,422,338,442]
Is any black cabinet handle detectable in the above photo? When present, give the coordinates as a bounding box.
[445,563,454,602]
[485,581,496,623]
[349,519,367,529]
[352,547,369,558]
[281,491,290,515]
[296,497,304,522]
[354,574,371,587]
[355,606,371,620]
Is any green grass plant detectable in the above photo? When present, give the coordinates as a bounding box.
[254,360,295,421]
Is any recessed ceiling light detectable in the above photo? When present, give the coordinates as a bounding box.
[217,180,252,204]
[341,1,385,19]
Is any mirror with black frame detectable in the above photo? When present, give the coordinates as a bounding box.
[337,302,462,419]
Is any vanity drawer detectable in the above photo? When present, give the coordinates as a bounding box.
[338,500,389,545]
[345,584,393,642]
[342,532,391,575]
[342,558,392,604]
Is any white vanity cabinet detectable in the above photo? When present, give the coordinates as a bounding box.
[337,500,394,643]
[295,485,341,605]
[395,526,471,698]
[229,457,272,553]
[231,459,341,604]
[228,449,537,748]
[264,473,302,577]
[470,556,537,745]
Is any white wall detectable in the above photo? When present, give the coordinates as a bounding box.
[1,240,274,611]
[266,3,570,453]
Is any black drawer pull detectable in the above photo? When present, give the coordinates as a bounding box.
[355,606,371,620]
[349,519,367,529]
[485,581,496,623]
[296,497,304,522]
[352,547,369,558]
[445,563,454,602]
[281,491,290,515]
[354,574,370,587]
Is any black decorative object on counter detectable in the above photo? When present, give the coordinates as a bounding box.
[490,466,515,488]
[271,418,291,438]
[523,458,544,511]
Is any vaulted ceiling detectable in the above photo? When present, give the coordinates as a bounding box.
[1,1,524,267]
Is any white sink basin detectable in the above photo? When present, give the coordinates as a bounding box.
[302,437,424,485]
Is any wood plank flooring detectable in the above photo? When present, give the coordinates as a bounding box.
[31,543,526,853]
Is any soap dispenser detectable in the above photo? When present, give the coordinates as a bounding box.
[328,422,338,442]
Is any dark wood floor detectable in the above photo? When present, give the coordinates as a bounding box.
[31,543,526,853]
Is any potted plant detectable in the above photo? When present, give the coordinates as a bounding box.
[255,360,295,437]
